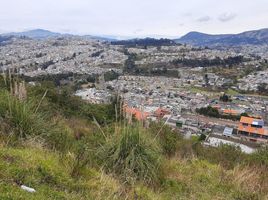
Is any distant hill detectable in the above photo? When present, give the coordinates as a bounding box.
[0,35,13,44]
[175,28,268,46]
[3,29,62,39]
[82,35,118,42]
[2,29,117,41]
[111,38,176,46]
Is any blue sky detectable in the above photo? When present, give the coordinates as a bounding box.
[0,0,268,38]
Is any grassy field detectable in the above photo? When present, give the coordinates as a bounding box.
[1,146,267,200]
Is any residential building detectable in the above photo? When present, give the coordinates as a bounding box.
[238,116,268,142]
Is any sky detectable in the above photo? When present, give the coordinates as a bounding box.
[0,0,268,38]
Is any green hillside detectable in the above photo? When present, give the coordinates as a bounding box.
[0,75,268,200]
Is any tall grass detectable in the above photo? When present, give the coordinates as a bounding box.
[98,124,162,185]
[0,75,74,152]
[0,90,48,139]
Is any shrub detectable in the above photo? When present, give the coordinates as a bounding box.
[248,146,268,167]
[149,122,181,157]
[196,106,220,118]
[70,141,94,177]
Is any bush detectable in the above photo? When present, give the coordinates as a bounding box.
[248,146,268,167]
[28,82,117,124]
[70,141,94,177]
[98,124,162,185]
[193,144,245,169]
[196,106,220,118]
[149,122,181,156]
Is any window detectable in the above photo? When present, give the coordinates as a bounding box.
[262,135,268,140]
[250,133,261,138]
[251,124,263,128]
[239,131,249,136]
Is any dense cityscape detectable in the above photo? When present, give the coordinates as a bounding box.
[1,34,268,148]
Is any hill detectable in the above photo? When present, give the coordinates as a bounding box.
[3,29,62,39]
[2,29,117,41]
[176,28,268,46]
[0,35,13,44]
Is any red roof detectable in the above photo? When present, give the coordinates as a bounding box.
[125,107,149,121]
[154,108,170,117]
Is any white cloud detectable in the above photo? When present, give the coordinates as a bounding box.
[218,12,237,22]
[197,16,211,22]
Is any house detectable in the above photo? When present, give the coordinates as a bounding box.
[238,116,268,142]
[154,108,170,119]
[222,109,239,116]
[223,127,234,137]
[124,106,149,121]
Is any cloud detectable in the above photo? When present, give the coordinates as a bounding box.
[133,29,144,34]
[218,12,237,22]
[196,16,211,22]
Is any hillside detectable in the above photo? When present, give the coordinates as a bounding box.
[0,76,268,199]
[3,29,62,39]
[2,29,116,41]
[176,28,268,46]
[0,35,13,44]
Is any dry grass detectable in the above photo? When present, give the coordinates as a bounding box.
[229,165,268,194]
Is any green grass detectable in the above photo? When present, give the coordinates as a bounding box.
[98,124,162,185]
[225,88,240,96]
[1,146,266,200]
[0,146,127,200]
[0,78,268,200]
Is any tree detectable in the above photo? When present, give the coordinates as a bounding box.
[220,94,230,102]
[257,83,268,95]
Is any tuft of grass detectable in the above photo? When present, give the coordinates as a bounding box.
[0,90,48,139]
[98,124,162,185]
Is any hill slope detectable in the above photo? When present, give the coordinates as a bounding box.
[2,29,117,41]
[3,29,62,39]
[0,35,13,44]
[176,28,268,46]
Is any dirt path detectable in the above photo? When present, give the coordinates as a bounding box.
[182,113,239,127]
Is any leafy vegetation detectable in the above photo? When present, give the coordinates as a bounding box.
[196,106,248,121]
[111,38,176,47]
[0,74,268,199]
[172,55,244,68]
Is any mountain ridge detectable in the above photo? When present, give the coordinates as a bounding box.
[2,28,268,46]
[176,28,268,46]
[1,29,117,41]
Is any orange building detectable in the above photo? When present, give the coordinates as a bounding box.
[124,106,149,121]
[222,109,239,116]
[238,116,268,141]
[154,108,170,119]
